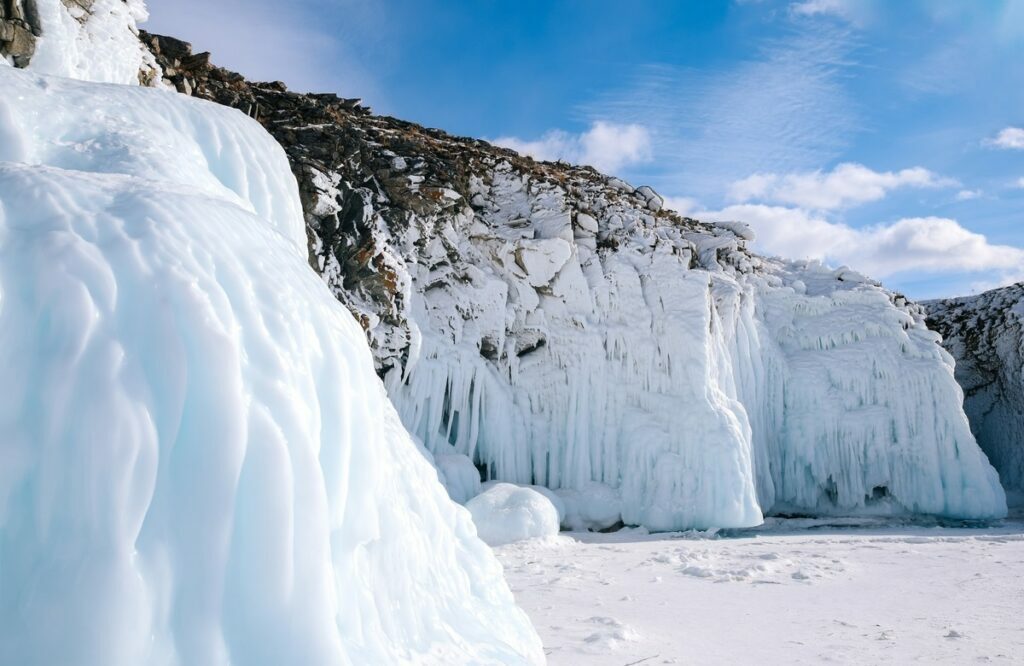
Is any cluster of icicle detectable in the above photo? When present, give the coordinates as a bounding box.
[359,166,1008,530]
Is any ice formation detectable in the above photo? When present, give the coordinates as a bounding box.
[0,2,543,664]
[368,167,1006,529]
[926,284,1024,493]
[358,171,1007,528]
[467,484,561,546]
[135,19,1008,529]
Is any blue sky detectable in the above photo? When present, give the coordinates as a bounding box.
[145,0,1024,299]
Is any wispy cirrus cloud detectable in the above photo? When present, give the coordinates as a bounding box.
[574,26,860,199]
[727,163,957,210]
[789,0,866,23]
[490,122,653,174]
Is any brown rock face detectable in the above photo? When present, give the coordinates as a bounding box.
[1,0,40,66]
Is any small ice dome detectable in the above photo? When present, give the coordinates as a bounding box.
[467,483,561,546]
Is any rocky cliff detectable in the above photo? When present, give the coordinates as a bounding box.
[0,0,38,66]
[129,32,1007,529]
[926,284,1024,494]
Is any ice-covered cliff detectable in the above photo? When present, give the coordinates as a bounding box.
[0,2,543,664]
[134,32,1007,530]
[926,284,1024,494]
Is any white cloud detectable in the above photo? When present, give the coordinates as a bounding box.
[727,163,957,210]
[955,189,982,201]
[986,127,1024,150]
[1014,177,1024,189]
[692,203,1024,280]
[788,0,871,24]
[491,122,652,174]
[790,0,853,19]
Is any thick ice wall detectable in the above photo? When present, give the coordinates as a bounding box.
[751,267,1006,518]
[388,170,765,530]
[0,62,542,665]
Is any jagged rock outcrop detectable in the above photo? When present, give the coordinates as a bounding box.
[1,0,40,65]
[926,284,1024,493]
[135,33,1006,529]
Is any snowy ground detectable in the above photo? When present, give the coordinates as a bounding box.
[496,510,1024,665]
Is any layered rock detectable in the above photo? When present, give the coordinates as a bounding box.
[134,33,1007,529]
[1,0,39,65]
[926,284,1024,493]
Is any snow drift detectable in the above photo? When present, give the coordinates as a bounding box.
[0,2,543,664]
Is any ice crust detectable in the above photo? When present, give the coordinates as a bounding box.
[370,166,1007,530]
[0,4,543,663]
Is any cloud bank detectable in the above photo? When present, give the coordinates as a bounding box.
[674,201,1024,284]
[727,163,956,210]
[491,121,653,174]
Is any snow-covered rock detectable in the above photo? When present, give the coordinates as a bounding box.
[141,26,1007,530]
[635,185,664,212]
[0,2,543,664]
[926,284,1024,492]
[467,483,562,546]
[23,0,159,84]
[713,219,756,241]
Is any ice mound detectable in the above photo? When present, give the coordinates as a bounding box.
[0,3,543,663]
[467,483,561,546]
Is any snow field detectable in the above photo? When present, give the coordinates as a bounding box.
[497,517,1024,665]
